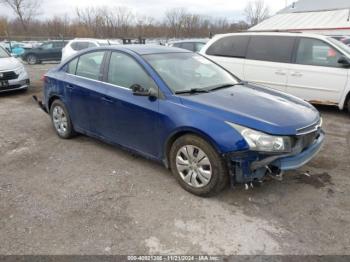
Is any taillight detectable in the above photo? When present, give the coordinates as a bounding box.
[40,75,47,82]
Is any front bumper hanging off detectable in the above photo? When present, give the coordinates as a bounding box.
[32,95,48,113]
[226,130,325,184]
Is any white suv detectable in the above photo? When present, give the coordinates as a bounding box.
[201,32,350,113]
[61,38,120,62]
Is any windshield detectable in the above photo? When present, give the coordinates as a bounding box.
[0,47,10,58]
[328,37,350,55]
[143,52,238,93]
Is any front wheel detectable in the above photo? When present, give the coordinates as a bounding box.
[50,100,75,139]
[169,134,229,197]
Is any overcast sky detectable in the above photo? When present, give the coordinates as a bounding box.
[0,0,293,21]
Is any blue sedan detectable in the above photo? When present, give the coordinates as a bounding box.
[36,45,324,196]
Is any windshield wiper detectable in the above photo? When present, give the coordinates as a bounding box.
[175,88,209,95]
[207,81,246,92]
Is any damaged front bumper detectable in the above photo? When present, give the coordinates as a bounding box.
[32,95,48,113]
[226,130,325,184]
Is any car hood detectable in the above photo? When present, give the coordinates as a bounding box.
[0,57,22,71]
[179,83,320,135]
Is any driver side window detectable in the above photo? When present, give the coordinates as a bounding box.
[296,38,342,68]
[107,52,156,90]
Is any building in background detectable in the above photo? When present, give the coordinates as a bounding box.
[249,0,350,35]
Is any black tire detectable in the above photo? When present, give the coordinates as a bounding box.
[49,99,75,139]
[26,54,38,65]
[347,97,350,114]
[169,134,229,197]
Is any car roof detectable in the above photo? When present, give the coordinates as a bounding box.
[212,32,330,40]
[169,39,208,44]
[96,44,192,55]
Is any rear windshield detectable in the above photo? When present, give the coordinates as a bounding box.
[0,47,10,58]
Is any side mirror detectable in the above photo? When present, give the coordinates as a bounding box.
[338,56,350,67]
[131,84,157,98]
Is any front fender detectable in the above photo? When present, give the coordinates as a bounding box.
[159,98,249,163]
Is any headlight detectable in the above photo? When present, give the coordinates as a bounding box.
[14,65,26,76]
[226,122,292,153]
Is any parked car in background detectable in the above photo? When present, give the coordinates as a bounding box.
[340,37,350,47]
[201,32,350,113]
[330,35,348,41]
[167,39,208,52]
[21,40,67,64]
[0,46,29,92]
[36,45,324,196]
[0,41,27,57]
[61,38,120,62]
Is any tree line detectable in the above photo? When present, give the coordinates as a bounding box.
[0,0,270,40]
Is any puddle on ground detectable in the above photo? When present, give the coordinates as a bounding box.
[294,172,333,189]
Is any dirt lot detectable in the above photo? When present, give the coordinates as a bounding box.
[0,63,349,255]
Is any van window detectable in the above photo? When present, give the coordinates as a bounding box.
[296,38,343,68]
[246,36,295,63]
[206,36,250,58]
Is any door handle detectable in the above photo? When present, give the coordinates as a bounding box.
[101,96,113,103]
[291,72,303,77]
[275,70,286,76]
[65,84,73,90]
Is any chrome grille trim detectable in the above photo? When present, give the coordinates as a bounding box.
[296,118,322,135]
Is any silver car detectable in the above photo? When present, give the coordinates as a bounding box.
[0,46,30,93]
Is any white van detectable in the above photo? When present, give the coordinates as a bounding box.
[200,32,350,113]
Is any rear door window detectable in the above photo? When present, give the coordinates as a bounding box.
[295,38,343,68]
[246,36,295,63]
[75,51,105,80]
[206,35,250,58]
[53,42,65,48]
[41,43,54,50]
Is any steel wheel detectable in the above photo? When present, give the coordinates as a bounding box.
[176,145,212,188]
[52,105,68,136]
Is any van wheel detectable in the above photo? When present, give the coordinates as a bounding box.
[50,100,75,139]
[347,98,350,114]
[169,134,228,197]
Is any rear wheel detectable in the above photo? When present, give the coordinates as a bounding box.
[347,97,350,114]
[169,134,228,197]
[50,100,75,139]
[26,54,38,65]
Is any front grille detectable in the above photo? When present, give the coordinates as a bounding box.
[297,119,322,135]
[0,71,18,81]
[299,131,320,150]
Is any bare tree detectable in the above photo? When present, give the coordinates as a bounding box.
[165,8,187,38]
[244,0,270,27]
[113,6,134,37]
[2,0,41,33]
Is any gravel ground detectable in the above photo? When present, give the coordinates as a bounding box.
[0,63,349,255]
